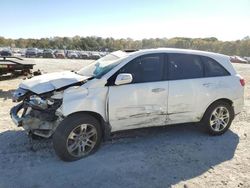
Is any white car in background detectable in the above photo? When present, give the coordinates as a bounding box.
[66,50,79,59]
[10,48,244,161]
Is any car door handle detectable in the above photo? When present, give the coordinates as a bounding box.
[202,83,213,87]
[152,88,165,93]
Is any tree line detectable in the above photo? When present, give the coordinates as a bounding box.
[0,36,250,56]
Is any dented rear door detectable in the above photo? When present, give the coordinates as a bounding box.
[167,53,208,124]
[168,55,237,124]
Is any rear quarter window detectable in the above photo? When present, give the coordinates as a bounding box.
[201,56,230,77]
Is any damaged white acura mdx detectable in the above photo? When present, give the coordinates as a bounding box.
[10,48,244,161]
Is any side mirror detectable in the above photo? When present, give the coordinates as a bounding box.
[115,73,133,85]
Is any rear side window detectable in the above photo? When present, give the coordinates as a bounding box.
[168,54,203,80]
[119,54,164,83]
[201,56,230,77]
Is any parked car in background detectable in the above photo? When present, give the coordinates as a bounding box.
[230,56,248,64]
[78,51,89,59]
[13,49,23,57]
[67,50,79,59]
[25,48,38,58]
[99,52,108,57]
[243,57,250,63]
[10,48,244,161]
[20,49,26,57]
[54,50,65,59]
[42,49,55,58]
[89,52,101,60]
[37,49,44,58]
[0,48,13,56]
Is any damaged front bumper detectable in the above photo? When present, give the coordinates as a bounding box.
[10,102,62,138]
[10,102,24,127]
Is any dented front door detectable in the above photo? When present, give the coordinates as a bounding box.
[109,81,168,132]
[108,53,168,132]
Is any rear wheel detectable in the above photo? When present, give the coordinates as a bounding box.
[53,113,102,161]
[202,101,234,135]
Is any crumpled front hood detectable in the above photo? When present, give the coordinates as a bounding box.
[19,71,89,94]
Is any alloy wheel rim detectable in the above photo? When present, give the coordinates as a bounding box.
[66,124,97,157]
[209,106,230,132]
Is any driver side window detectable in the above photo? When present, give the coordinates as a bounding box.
[113,54,164,84]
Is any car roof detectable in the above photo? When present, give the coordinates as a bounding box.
[126,48,228,59]
[110,48,236,75]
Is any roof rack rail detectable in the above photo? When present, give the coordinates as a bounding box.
[123,49,139,53]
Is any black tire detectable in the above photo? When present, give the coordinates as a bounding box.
[201,101,234,136]
[53,113,102,161]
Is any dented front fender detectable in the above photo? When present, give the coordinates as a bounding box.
[62,85,109,121]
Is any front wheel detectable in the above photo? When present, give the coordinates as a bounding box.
[53,113,102,161]
[202,101,234,135]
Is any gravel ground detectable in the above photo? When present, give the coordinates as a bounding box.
[0,59,249,188]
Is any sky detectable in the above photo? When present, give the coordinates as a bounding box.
[0,0,249,41]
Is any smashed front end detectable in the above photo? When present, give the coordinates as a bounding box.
[10,88,64,138]
[9,71,90,138]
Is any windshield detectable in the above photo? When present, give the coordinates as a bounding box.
[77,51,127,78]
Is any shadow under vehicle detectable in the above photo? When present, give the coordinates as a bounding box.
[0,125,239,187]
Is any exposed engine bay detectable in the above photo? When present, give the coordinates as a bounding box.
[11,88,64,138]
[10,71,90,138]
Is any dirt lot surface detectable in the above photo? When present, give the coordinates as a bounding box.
[0,59,249,188]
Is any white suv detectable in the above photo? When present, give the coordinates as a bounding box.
[10,48,245,161]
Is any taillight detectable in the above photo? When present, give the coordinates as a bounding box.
[240,78,245,87]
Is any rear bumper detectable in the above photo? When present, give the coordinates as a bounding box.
[233,97,244,115]
[10,103,24,126]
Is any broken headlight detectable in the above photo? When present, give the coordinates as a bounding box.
[12,88,28,102]
[27,92,63,111]
[29,95,48,109]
